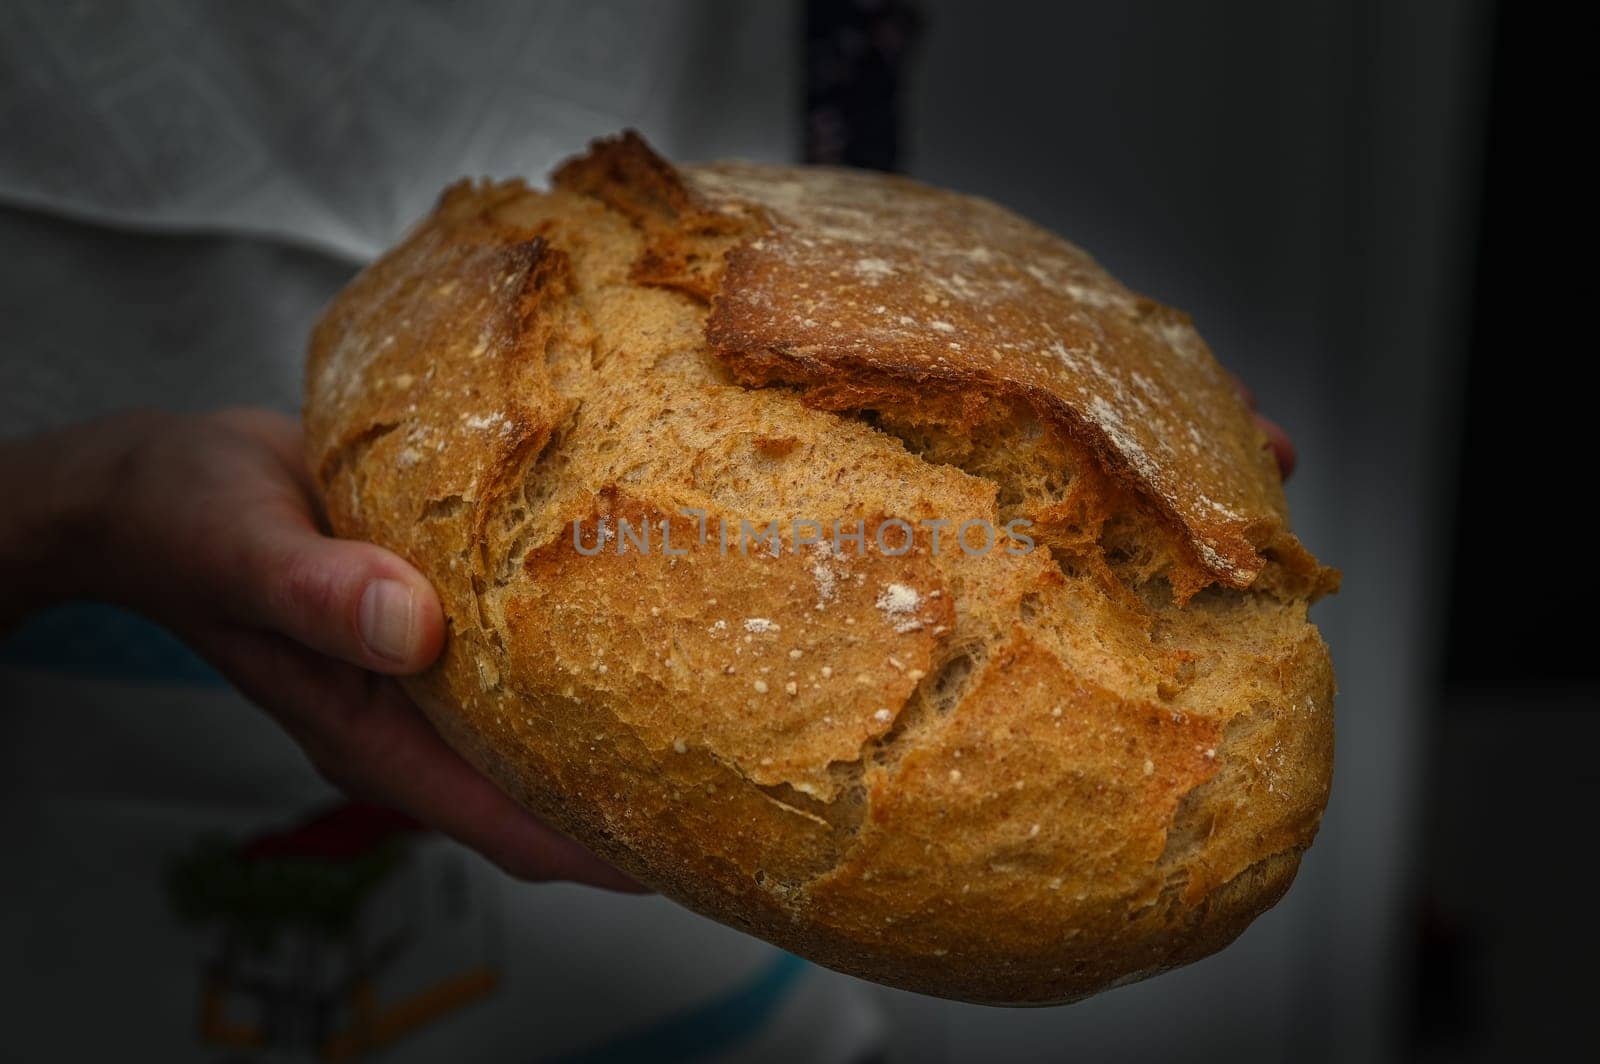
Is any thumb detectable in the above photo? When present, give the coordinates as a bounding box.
[237,512,446,674]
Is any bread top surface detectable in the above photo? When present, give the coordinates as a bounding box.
[303,132,1336,1003]
[548,134,1323,592]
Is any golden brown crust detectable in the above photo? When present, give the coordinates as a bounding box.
[697,164,1285,584]
[304,131,1337,1004]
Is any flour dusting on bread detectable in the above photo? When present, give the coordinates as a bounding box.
[304,131,1338,1005]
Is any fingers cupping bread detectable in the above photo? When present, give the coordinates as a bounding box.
[303,132,1338,1004]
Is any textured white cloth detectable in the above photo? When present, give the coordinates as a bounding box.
[0,0,797,259]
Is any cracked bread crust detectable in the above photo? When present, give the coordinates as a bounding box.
[304,131,1337,1004]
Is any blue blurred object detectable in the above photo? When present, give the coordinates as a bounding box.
[0,601,225,686]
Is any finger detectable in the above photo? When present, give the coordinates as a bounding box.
[235,510,446,674]
[348,682,646,892]
[211,406,305,470]
[1226,371,1258,410]
[213,408,328,529]
[1255,414,1297,480]
[196,625,643,893]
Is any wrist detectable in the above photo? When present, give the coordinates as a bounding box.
[0,410,172,625]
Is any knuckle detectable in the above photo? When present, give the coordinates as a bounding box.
[277,549,352,633]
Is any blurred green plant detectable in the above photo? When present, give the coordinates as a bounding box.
[167,836,406,951]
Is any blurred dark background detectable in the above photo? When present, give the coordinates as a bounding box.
[1,1,1589,1061]
[879,2,1594,1060]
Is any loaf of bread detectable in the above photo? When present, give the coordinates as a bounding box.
[304,132,1338,1004]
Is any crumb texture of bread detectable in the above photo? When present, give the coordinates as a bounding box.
[304,131,1338,1005]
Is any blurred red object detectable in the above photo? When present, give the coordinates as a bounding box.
[241,801,421,862]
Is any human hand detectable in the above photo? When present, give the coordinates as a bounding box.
[0,408,639,892]
[1231,373,1296,479]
